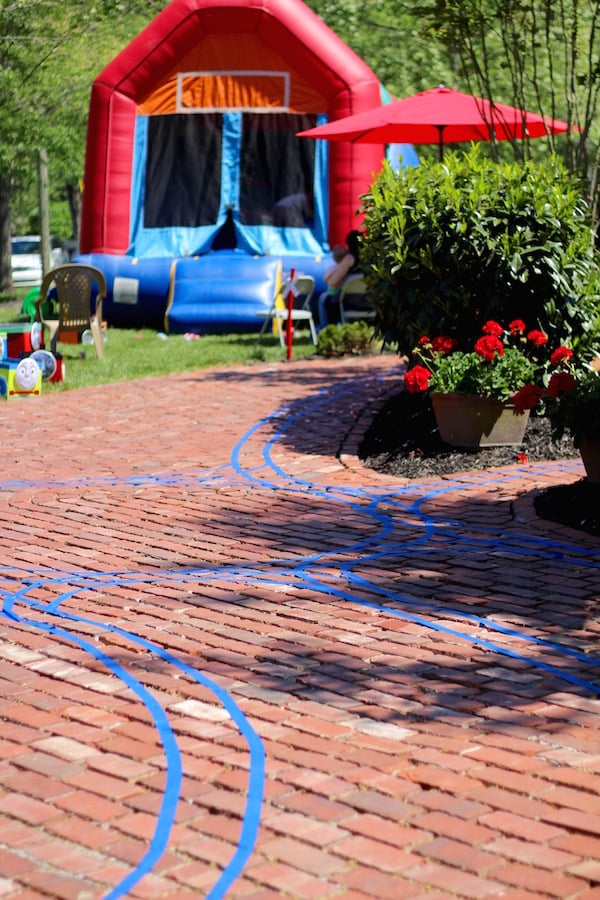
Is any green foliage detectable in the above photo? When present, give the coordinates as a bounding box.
[307,0,453,99]
[360,146,600,356]
[428,347,537,401]
[316,321,377,357]
[1,0,164,238]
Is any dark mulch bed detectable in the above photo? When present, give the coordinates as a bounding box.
[358,390,600,536]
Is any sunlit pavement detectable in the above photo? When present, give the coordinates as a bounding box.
[0,353,598,899]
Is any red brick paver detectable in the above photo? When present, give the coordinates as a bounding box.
[0,354,598,898]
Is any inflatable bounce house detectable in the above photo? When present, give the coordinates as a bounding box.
[77,0,418,333]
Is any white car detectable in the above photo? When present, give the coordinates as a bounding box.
[11,235,69,287]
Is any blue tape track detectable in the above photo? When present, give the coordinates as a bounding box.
[2,600,183,898]
[1,583,265,900]
[1,373,599,897]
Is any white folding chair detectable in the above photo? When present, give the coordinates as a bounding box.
[257,274,317,347]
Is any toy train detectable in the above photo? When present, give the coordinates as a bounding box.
[0,323,63,399]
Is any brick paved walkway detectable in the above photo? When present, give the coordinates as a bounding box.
[0,353,599,899]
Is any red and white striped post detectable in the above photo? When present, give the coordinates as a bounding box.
[285,267,296,360]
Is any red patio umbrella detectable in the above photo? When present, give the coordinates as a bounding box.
[297,85,577,160]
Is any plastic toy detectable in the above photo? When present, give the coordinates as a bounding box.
[0,357,42,399]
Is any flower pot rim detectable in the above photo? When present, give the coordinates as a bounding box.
[429,391,517,406]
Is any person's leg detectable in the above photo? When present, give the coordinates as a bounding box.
[317,291,329,331]
[325,294,341,325]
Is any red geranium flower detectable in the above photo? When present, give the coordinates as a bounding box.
[482,320,504,336]
[509,319,526,336]
[417,335,430,346]
[404,365,432,393]
[527,329,548,347]
[431,335,458,354]
[513,383,543,414]
[474,335,504,361]
[549,346,574,366]
[546,371,577,397]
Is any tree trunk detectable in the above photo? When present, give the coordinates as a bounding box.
[38,150,51,276]
[0,176,13,293]
[66,182,82,252]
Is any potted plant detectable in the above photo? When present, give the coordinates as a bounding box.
[403,318,570,448]
[545,354,600,481]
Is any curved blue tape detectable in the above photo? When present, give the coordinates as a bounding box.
[1,591,264,900]
[1,604,183,898]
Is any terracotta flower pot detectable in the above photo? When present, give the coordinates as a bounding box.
[579,438,600,483]
[431,393,530,448]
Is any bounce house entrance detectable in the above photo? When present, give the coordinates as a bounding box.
[132,110,319,259]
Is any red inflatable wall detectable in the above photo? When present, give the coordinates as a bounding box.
[80,0,384,254]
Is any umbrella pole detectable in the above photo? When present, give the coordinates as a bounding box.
[436,125,445,161]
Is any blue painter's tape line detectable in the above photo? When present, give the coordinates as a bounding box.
[1,589,265,900]
[1,606,182,899]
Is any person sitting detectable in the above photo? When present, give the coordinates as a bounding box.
[317,230,362,329]
[315,244,346,326]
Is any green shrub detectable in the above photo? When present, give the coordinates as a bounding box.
[316,321,376,357]
[359,145,600,357]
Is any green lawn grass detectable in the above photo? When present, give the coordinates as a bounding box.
[0,293,317,393]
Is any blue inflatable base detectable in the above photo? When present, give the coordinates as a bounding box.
[75,250,334,333]
[166,253,281,334]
